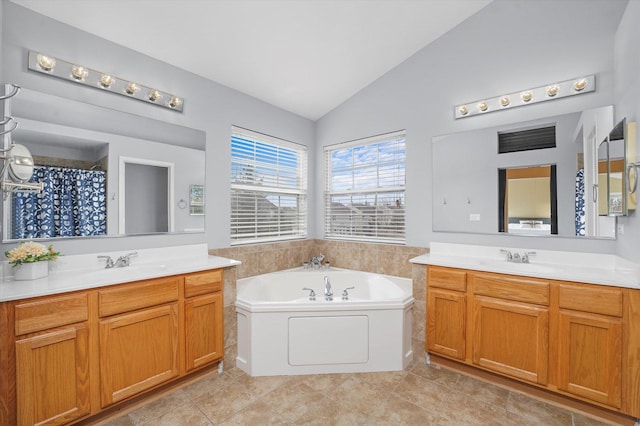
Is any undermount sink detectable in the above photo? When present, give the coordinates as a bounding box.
[477,259,558,274]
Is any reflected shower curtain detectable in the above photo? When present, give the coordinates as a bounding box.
[575,168,586,236]
[12,166,107,239]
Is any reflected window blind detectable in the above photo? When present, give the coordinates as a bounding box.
[324,130,406,243]
[498,125,556,153]
[231,127,307,245]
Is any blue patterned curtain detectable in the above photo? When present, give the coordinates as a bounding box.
[12,166,107,239]
[575,168,586,236]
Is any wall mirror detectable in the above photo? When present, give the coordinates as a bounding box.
[1,86,206,242]
[598,118,637,217]
[432,109,620,239]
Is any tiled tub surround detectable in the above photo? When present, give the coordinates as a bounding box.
[209,239,429,368]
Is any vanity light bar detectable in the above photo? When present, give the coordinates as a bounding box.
[27,51,184,112]
[454,75,595,119]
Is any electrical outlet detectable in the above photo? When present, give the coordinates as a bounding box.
[469,214,481,221]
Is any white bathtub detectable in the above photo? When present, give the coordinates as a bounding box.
[235,267,414,376]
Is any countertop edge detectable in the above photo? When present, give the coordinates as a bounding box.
[410,254,640,290]
[0,255,241,303]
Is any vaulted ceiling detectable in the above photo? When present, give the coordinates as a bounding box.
[11,0,492,120]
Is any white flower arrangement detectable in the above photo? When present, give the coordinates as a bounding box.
[5,241,61,267]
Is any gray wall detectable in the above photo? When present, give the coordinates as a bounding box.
[315,0,626,254]
[614,0,640,258]
[1,1,315,255]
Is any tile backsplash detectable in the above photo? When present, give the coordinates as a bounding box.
[209,239,428,279]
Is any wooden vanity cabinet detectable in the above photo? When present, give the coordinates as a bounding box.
[98,277,180,407]
[426,267,467,360]
[425,265,640,419]
[184,270,224,372]
[0,268,225,426]
[470,272,550,385]
[14,294,91,426]
[557,283,623,408]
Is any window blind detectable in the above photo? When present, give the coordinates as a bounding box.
[231,127,307,245]
[324,130,406,243]
[498,125,556,153]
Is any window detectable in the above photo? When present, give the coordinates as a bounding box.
[230,127,307,244]
[498,125,556,153]
[324,130,406,243]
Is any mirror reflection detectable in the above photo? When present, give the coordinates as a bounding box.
[498,165,557,235]
[1,87,206,242]
[432,110,617,239]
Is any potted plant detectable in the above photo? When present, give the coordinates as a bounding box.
[5,241,61,281]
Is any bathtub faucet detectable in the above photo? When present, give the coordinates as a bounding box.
[324,275,333,301]
[310,254,325,266]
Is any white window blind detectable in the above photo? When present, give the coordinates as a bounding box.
[231,127,307,245]
[324,130,406,243]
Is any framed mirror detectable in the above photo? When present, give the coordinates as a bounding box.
[1,86,206,242]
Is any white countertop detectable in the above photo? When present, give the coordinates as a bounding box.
[410,243,640,289]
[0,244,241,302]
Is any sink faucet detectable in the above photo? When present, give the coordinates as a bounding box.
[114,252,137,267]
[522,251,536,263]
[97,252,137,269]
[500,249,513,261]
[324,275,333,301]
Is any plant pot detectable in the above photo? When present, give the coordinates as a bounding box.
[13,261,49,281]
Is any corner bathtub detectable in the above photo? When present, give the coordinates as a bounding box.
[235,267,414,376]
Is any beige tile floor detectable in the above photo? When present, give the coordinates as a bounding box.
[99,362,613,426]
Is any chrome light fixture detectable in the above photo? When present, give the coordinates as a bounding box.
[454,75,595,119]
[27,51,184,112]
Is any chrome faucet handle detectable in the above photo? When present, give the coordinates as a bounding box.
[499,249,513,261]
[342,286,355,300]
[302,287,316,301]
[117,251,138,267]
[522,251,536,263]
[97,255,114,269]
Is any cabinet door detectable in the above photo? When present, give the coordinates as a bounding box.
[472,296,549,385]
[185,292,224,372]
[16,324,90,426]
[427,288,466,360]
[99,303,179,407]
[558,310,622,408]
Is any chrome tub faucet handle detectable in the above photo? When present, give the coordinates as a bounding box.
[342,286,355,300]
[302,287,316,301]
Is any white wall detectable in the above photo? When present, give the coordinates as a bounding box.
[0,1,315,255]
[316,0,626,253]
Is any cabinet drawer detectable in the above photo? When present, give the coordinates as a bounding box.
[472,273,549,306]
[428,267,467,292]
[15,293,88,336]
[99,277,179,317]
[185,269,222,298]
[559,283,623,317]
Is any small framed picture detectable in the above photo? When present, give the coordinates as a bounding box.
[609,192,623,214]
[189,184,205,215]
